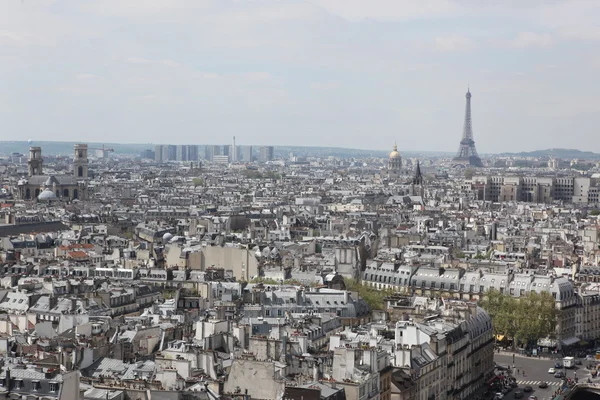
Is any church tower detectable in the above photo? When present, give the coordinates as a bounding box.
[73,144,89,179]
[410,161,425,197]
[28,147,43,177]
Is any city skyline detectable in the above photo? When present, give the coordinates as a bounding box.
[1,1,600,152]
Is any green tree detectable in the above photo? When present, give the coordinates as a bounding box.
[344,278,396,310]
[480,289,556,349]
[192,177,204,187]
[464,168,475,179]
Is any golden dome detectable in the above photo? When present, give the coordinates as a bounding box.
[389,143,401,159]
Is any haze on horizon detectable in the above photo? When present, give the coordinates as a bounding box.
[1,0,599,153]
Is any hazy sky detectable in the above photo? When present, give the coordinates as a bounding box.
[1,1,599,153]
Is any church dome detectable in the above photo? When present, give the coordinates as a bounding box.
[389,144,401,159]
[38,188,57,201]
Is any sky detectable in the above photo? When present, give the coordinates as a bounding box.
[1,0,599,153]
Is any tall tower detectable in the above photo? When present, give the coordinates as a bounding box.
[73,144,89,178]
[453,88,483,167]
[232,136,237,162]
[28,147,43,177]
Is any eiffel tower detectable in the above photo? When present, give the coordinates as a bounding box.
[453,88,483,167]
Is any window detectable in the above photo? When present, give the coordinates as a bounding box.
[460,284,464,291]
[265,309,270,317]
[440,283,445,290]
[32,381,40,391]
[430,282,435,289]
[50,383,59,392]
[450,284,455,290]
[14,379,23,390]
[469,285,474,292]
[421,281,426,287]
[479,286,484,293]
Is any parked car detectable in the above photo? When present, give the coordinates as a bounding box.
[555,363,563,368]
[548,367,556,374]
[514,389,524,398]
[528,396,538,400]
[494,393,504,400]
[554,371,564,378]
[575,359,582,365]
[539,382,549,388]
[524,386,533,392]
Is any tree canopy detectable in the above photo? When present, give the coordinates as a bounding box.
[480,288,556,346]
[345,278,395,310]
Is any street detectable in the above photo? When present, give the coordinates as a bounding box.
[494,354,583,400]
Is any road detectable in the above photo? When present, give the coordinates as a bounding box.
[494,354,583,400]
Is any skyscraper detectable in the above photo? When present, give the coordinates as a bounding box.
[453,89,483,167]
[176,145,189,161]
[188,145,199,161]
[167,145,177,161]
[155,145,164,162]
[231,136,237,162]
[259,146,274,162]
[242,146,253,162]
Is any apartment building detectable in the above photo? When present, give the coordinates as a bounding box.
[468,175,599,205]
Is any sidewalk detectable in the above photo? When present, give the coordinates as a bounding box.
[495,349,560,361]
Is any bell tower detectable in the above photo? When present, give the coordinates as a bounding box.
[28,147,43,177]
[73,144,89,179]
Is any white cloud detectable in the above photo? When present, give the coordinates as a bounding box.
[310,81,340,91]
[434,35,477,52]
[0,31,52,47]
[510,32,553,49]
[75,73,102,81]
[306,0,459,21]
[126,57,180,67]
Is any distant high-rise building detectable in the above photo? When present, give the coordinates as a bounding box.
[222,145,230,157]
[176,145,189,161]
[155,145,164,162]
[141,149,155,160]
[167,145,177,161]
[188,145,199,161]
[259,146,274,162]
[203,146,212,161]
[453,88,483,167]
[161,146,169,162]
[204,145,221,162]
[242,146,253,162]
[232,136,237,162]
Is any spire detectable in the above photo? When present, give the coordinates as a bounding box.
[412,161,423,185]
